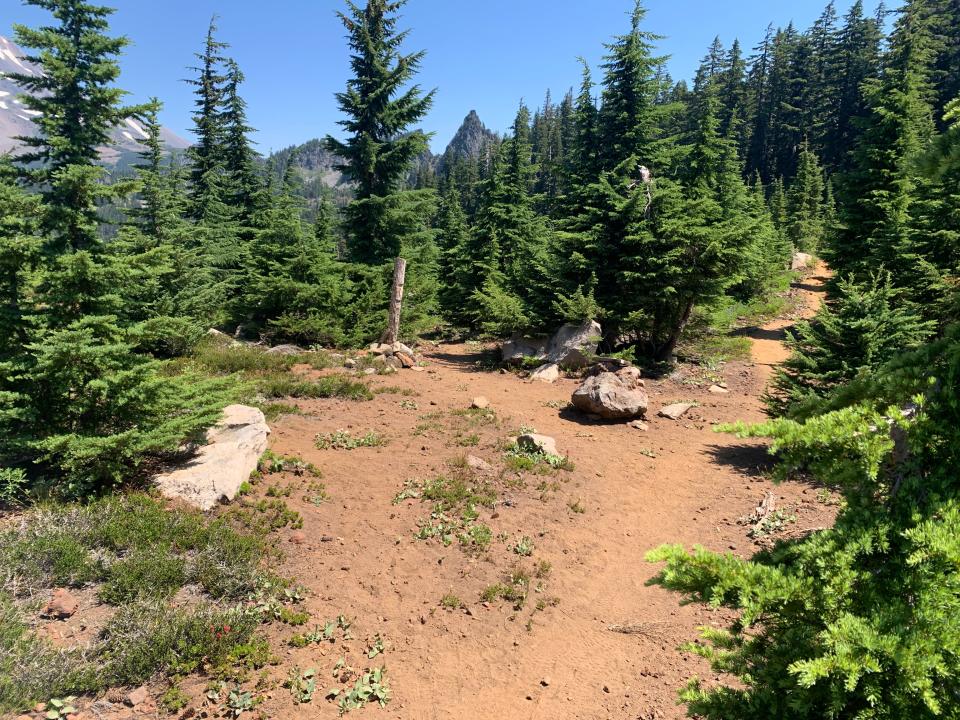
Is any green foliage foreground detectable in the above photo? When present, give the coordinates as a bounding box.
[648,331,960,718]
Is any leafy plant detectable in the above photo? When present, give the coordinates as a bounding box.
[314,430,387,450]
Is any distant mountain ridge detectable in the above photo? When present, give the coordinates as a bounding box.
[0,34,189,163]
[269,110,500,194]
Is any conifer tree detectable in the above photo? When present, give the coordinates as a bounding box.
[828,0,884,173]
[596,1,669,172]
[767,271,934,416]
[9,0,133,253]
[186,16,229,221]
[566,59,600,194]
[2,0,231,494]
[222,58,261,221]
[326,0,436,265]
[831,0,936,282]
[238,164,350,345]
[787,142,827,251]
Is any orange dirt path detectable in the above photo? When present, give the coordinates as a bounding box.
[199,269,831,720]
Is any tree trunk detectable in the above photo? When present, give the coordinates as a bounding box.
[380,257,407,345]
[657,299,695,363]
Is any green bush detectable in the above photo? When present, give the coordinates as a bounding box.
[648,331,960,719]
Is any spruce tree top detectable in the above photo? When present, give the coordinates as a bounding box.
[326,0,435,201]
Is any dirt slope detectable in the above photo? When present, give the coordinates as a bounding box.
[186,269,829,720]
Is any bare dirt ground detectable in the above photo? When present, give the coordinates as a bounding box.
[30,268,830,720]
[216,267,832,720]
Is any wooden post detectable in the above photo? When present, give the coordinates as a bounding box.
[380,257,407,345]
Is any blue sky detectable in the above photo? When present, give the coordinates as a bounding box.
[5,0,885,154]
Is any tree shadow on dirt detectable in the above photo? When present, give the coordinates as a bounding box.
[731,326,787,342]
[557,406,641,427]
[706,443,776,478]
[426,346,502,373]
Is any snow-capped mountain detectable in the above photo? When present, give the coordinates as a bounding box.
[0,35,189,163]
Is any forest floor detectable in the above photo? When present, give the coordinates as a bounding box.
[19,265,833,720]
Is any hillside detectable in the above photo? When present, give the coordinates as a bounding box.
[0,35,188,162]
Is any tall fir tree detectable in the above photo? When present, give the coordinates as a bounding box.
[185,16,229,222]
[8,0,132,254]
[326,0,436,266]
[222,58,261,222]
[597,1,669,173]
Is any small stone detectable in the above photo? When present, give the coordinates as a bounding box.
[471,396,490,410]
[602,685,611,694]
[530,362,560,384]
[517,433,560,457]
[42,588,79,619]
[125,686,150,707]
[466,455,494,474]
[540,677,551,687]
[363,368,377,375]
[708,385,729,394]
[290,531,307,545]
[397,353,415,368]
[628,420,648,431]
[344,358,357,369]
[658,403,694,420]
[34,705,47,714]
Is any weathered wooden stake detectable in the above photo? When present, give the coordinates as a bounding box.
[380,257,407,345]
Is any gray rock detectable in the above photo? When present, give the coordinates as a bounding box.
[546,320,602,368]
[466,455,494,474]
[792,252,813,271]
[344,358,357,369]
[471,396,490,409]
[530,362,560,383]
[391,342,415,357]
[155,405,270,511]
[571,367,648,419]
[518,433,560,457]
[502,333,549,365]
[659,403,694,420]
[266,344,306,356]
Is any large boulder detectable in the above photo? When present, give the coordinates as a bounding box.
[155,405,270,511]
[792,252,813,271]
[502,333,549,365]
[546,320,601,368]
[571,366,648,419]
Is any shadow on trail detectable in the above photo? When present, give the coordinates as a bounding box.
[732,326,787,342]
[425,345,502,373]
[705,443,775,478]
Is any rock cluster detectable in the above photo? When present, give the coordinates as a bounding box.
[365,341,420,371]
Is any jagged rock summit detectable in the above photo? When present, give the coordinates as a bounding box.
[0,35,188,161]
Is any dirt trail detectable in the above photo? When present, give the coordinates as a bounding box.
[748,261,830,375]
[235,269,831,720]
